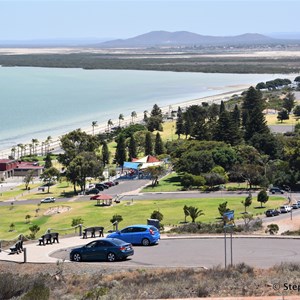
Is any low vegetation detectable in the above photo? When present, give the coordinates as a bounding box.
[1,262,300,299]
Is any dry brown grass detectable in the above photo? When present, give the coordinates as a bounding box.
[0,261,300,299]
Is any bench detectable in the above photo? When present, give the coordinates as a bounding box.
[38,232,59,245]
[10,240,23,254]
[83,226,104,239]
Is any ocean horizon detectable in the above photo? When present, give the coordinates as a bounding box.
[0,67,296,155]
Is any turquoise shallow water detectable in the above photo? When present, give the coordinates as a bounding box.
[0,67,293,151]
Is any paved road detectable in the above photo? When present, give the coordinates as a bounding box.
[51,237,300,269]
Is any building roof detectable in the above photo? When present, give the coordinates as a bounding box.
[15,161,44,170]
[0,159,15,164]
[132,155,160,163]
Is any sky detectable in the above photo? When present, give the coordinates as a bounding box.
[0,0,299,41]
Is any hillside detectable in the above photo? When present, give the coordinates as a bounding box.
[98,30,275,48]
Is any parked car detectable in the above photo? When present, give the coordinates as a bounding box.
[279,205,293,213]
[85,188,101,195]
[40,197,55,203]
[269,187,284,194]
[104,181,114,187]
[265,209,280,217]
[292,203,300,209]
[107,224,160,246]
[69,238,134,262]
[95,183,109,190]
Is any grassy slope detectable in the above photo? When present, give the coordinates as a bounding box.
[0,195,284,240]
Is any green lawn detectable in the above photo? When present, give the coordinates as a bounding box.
[0,195,284,240]
[142,172,182,192]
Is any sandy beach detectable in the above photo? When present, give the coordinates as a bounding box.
[0,85,250,160]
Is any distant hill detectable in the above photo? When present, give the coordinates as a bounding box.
[97,31,275,48]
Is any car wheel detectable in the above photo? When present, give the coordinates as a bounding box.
[72,253,82,262]
[141,238,150,246]
[107,252,116,262]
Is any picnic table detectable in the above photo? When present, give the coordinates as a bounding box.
[83,226,104,238]
[38,232,59,245]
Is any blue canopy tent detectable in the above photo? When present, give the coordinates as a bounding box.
[123,162,142,170]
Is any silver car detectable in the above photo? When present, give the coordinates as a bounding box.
[40,197,55,203]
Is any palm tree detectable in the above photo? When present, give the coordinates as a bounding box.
[45,136,52,153]
[143,110,148,123]
[186,206,204,223]
[11,146,16,159]
[41,141,45,156]
[107,119,113,132]
[118,114,124,127]
[131,111,137,124]
[29,144,33,156]
[31,139,39,155]
[17,143,23,158]
[92,121,98,135]
[23,144,28,156]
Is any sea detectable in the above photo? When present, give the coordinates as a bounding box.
[0,66,296,154]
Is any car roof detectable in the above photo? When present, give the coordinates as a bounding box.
[123,224,151,228]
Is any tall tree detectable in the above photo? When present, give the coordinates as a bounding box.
[107,119,113,132]
[241,192,252,213]
[183,111,193,138]
[283,92,295,114]
[44,152,53,169]
[154,132,164,155]
[58,129,100,167]
[277,109,289,122]
[147,104,163,132]
[40,167,60,193]
[257,190,269,208]
[118,114,124,127]
[145,131,153,155]
[131,111,137,124]
[143,110,148,123]
[101,141,110,166]
[23,170,35,190]
[242,87,269,141]
[115,134,127,169]
[128,134,137,160]
[175,106,184,139]
[92,121,98,135]
[214,101,232,143]
[66,152,102,193]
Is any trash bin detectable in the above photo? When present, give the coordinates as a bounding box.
[147,218,159,229]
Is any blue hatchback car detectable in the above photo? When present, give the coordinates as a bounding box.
[107,224,160,246]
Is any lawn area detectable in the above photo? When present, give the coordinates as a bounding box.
[142,172,182,192]
[265,113,299,125]
[0,195,285,240]
[155,120,176,141]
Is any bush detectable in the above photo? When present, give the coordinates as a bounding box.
[265,223,279,235]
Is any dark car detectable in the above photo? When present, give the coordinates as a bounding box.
[107,225,160,246]
[265,209,280,217]
[85,188,101,195]
[95,183,109,190]
[69,238,134,262]
[269,187,284,194]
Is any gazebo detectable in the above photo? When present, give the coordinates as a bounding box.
[92,194,113,206]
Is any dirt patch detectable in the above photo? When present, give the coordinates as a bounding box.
[263,213,300,234]
[43,205,71,216]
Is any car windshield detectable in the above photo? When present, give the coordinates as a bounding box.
[110,239,125,246]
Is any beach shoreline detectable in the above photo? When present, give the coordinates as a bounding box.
[0,85,249,159]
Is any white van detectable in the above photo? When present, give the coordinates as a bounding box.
[280,205,292,213]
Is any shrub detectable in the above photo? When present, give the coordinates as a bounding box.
[265,223,279,235]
